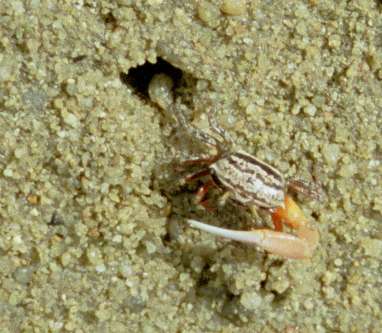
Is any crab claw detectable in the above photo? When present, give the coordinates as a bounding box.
[272,195,308,229]
[187,219,317,259]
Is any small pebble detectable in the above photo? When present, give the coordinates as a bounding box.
[240,292,262,310]
[61,110,80,128]
[322,143,341,165]
[328,34,341,49]
[361,238,382,258]
[27,194,39,205]
[334,259,343,267]
[304,299,314,310]
[197,1,220,28]
[65,78,77,96]
[220,0,246,16]
[13,266,34,285]
[3,168,13,177]
[303,104,317,116]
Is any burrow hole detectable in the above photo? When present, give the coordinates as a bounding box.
[120,57,183,99]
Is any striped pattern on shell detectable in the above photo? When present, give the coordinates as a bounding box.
[210,151,286,209]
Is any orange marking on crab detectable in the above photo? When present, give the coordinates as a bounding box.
[271,195,308,229]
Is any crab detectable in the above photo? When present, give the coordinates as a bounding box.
[174,103,322,259]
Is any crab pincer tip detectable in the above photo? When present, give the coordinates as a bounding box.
[186,219,263,244]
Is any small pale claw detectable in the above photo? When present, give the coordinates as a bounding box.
[187,219,317,259]
[272,195,308,229]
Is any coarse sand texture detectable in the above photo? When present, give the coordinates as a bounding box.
[0,1,381,332]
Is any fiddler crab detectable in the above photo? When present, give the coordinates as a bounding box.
[147,74,321,259]
[172,103,322,260]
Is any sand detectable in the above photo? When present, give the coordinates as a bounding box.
[0,1,381,332]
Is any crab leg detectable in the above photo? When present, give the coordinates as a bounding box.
[172,103,220,148]
[195,180,215,203]
[179,155,220,167]
[287,178,323,201]
[187,219,318,259]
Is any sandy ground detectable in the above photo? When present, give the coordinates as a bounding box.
[0,1,381,332]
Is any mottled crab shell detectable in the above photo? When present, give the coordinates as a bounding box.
[209,150,286,209]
